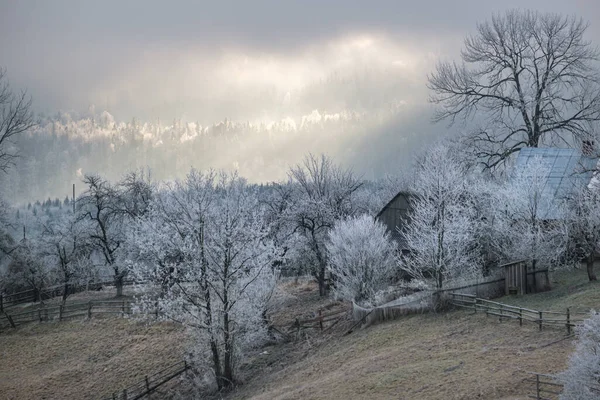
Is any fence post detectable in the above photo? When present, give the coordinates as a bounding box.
[566,308,571,335]
[38,308,42,322]
[122,300,125,313]
[538,311,543,331]
[519,308,523,327]
[145,375,150,392]
[536,374,541,399]
[59,304,64,321]
[88,301,92,319]
[499,306,503,322]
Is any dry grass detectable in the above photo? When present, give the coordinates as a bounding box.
[3,269,597,400]
[498,267,600,313]
[0,317,187,399]
[224,270,600,400]
[227,310,572,400]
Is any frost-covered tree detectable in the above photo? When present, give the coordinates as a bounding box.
[559,311,600,399]
[78,174,127,295]
[130,172,278,390]
[401,144,482,290]
[118,168,154,219]
[287,154,362,296]
[492,158,567,272]
[5,235,49,301]
[327,214,396,306]
[39,213,91,303]
[564,187,600,281]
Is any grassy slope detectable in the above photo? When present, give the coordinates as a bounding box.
[227,269,600,400]
[0,287,187,400]
[0,270,596,400]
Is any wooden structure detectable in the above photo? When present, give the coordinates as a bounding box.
[503,260,527,295]
[375,191,415,251]
[449,293,586,334]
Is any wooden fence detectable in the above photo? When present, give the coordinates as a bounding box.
[0,278,145,311]
[524,372,600,399]
[285,308,348,337]
[102,360,190,400]
[524,372,563,400]
[0,299,132,329]
[449,293,589,334]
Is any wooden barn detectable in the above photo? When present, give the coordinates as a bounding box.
[375,191,415,253]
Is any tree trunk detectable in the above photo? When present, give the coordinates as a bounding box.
[531,258,537,293]
[62,281,70,303]
[210,339,223,390]
[115,274,124,297]
[223,310,234,389]
[318,264,327,297]
[586,253,597,281]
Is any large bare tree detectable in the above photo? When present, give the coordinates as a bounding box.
[0,68,34,173]
[428,10,600,169]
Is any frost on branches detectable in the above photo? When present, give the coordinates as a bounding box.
[492,157,566,272]
[287,154,362,296]
[326,214,396,306]
[129,171,278,391]
[400,145,482,290]
[564,187,600,281]
[559,312,600,399]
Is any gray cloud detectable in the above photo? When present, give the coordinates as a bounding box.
[1,0,598,120]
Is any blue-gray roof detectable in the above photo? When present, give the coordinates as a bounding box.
[512,147,597,219]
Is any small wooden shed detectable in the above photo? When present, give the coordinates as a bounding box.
[503,260,527,295]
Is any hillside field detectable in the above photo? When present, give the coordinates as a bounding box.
[0,268,597,399]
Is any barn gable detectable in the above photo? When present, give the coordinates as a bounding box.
[376,191,415,250]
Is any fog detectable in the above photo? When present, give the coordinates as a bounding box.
[0,1,599,202]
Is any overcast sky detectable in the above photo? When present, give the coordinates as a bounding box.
[1,0,599,123]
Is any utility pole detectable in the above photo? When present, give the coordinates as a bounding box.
[72,183,75,214]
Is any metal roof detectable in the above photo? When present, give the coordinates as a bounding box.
[512,147,597,219]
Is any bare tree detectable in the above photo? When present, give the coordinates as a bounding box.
[130,172,278,390]
[287,154,362,296]
[0,68,35,173]
[78,175,126,296]
[428,10,600,169]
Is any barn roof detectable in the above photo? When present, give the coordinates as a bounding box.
[376,191,416,249]
[375,190,415,219]
[512,147,597,219]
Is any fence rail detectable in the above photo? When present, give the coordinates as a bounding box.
[285,308,348,337]
[0,299,133,329]
[0,279,147,311]
[449,293,588,334]
[524,372,563,400]
[102,360,190,400]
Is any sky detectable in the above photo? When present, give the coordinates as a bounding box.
[2,0,598,123]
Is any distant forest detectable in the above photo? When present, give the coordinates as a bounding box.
[1,102,434,204]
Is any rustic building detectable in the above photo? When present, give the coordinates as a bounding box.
[375,191,415,252]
